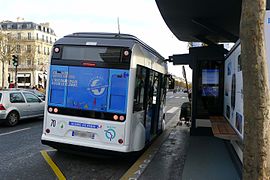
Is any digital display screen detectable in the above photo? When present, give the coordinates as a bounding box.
[202,86,219,97]
[202,69,219,85]
[48,65,129,114]
[201,69,219,97]
[61,46,123,62]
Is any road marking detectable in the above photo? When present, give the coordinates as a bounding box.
[168,96,174,99]
[120,114,178,180]
[120,127,171,180]
[0,127,31,136]
[45,149,57,152]
[40,150,66,180]
[166,107,179,114]
[175,97,180,99]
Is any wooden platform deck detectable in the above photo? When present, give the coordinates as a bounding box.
[209,116,240,141]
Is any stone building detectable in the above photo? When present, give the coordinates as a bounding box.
[0,19,57,88]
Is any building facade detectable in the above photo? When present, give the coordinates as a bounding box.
[0,20,57,88]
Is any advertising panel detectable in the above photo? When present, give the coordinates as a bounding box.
[223,10,270,140]
[224,43,243,138]
[48,65,129,114]
[265,11,270,85]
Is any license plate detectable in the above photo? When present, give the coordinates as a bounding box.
[72,130,95,139]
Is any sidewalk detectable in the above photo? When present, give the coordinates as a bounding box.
[139,117,242,180]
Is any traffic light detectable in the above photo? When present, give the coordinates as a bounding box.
[12,55,18,67]
[167,75,175,90]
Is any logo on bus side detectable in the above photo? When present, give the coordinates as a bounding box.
[104,128,116,141]
[88,76,108,97]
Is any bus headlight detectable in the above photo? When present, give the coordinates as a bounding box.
[113,115,119,120]
[119,116,125,121]
[54,108,59,113]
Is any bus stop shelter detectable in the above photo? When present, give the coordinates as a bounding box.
[156,0,270,132]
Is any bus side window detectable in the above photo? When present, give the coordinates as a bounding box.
[133,66,146,112]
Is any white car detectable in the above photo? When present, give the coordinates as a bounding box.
[0,89,45,126]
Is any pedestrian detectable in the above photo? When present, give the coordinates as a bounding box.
[38,84,45,93]
[8,81,15,88]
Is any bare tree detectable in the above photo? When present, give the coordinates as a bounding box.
[0,31,13,88]
[240,0,270,179]
[0,31,37,88]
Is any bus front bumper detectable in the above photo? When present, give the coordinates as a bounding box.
[41,134,134,153]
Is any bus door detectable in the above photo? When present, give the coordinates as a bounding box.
[150,72,161,136]
[144,70,154,142]
[144,70,161,141]
[157,74,165,132]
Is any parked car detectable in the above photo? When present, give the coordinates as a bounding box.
[0,89,45,126]
[8,88,46,101]
[25,89,46,101]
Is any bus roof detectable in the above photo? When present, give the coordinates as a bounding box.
[55,32,165,60]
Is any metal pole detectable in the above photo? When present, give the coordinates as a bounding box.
[15,66,17,88]
[182,66,189,92]
[182,66,190,101]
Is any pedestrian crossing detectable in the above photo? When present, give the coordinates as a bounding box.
[166,107,179,114]
[168,96,187,99]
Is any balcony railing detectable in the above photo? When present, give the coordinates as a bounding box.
[8,64,43,70]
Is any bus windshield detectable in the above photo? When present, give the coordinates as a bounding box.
[48,65,129,114]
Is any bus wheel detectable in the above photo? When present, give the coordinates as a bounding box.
[6,111,20,126]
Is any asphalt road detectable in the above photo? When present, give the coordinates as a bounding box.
[0,91,188,180]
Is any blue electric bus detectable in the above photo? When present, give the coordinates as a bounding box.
[41,32,169,153]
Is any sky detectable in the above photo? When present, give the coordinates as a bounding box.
[1,0,192,81]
